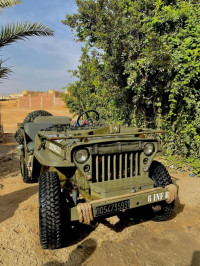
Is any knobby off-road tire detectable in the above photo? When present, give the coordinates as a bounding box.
[39,172,68,249]
[20,155,32,183]
[15,128,24,145]
[15,110,53,144]
[149,161,174,222]
[23,110,53,124]
[20,155,36,183]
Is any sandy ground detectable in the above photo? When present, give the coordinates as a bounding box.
[0,137,200,266]
[0,99,73,133]
[0,101,200,266]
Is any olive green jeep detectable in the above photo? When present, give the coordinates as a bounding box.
[15,110,178,249]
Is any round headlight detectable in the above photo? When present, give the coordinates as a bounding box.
[144,143,155,156]
[74,149,89,164]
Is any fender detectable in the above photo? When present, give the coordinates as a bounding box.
[34,149,75,167]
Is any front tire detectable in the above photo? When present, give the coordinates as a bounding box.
[149,161,174,222]
[39,172,67,249]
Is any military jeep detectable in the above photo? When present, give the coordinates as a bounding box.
[15,110,178,249]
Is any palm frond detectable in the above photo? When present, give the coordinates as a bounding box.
[0,60,12,80]
[0,0,22,9]
[0,22,54,48]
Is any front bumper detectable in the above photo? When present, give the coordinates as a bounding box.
[70,186,173,222]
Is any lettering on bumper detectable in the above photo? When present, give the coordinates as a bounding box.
[147,191,169,203]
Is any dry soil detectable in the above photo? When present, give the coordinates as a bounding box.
[0,102,200,266]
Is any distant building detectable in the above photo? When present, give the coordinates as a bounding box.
[9,93,23,99]
[0,96,10,100]
[22,90,42,96]
[17,90,65,108]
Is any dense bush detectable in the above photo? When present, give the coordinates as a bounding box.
[62,0,200,174]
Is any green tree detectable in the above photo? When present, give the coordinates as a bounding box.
[0,0,54,79]
[62,0,200,172]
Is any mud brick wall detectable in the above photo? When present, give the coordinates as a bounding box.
[42,94,54,108]
[18,93,65,108]
[18,95,30,108]
[31,95,42,108]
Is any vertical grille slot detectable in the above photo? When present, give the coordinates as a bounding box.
[135,153,138,176]
[107,155,111,181]
[92,152,141,183]
[113,155,116,180]
[119,154,122,179]
[102,156,105,181]
[125,153,128,178]
[96,156,99,182]
[130,153,133,177]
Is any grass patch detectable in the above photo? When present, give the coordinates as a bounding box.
[156,154,200,177]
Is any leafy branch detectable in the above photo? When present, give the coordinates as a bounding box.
[0,22,54,48]
[0,0,21,9]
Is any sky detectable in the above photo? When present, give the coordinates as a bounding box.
[0,0,82,96]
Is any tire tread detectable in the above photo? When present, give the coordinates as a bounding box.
[39,172,62,249]
[149,161,174,222]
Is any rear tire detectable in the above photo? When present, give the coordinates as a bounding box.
[20,155,34,183]
[15,128,24,144]
[39,171,69,249]
[149,161,174,222]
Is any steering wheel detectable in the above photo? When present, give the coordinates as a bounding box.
[76,110,100,126]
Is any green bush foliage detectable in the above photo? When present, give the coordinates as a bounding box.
[62,0,200,173]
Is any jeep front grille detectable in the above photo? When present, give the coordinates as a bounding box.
[92,152,141,183]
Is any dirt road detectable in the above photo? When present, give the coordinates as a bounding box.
[0,135,200,266]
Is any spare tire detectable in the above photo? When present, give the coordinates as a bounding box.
[15,110,53,144]
[23,110,53,123]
